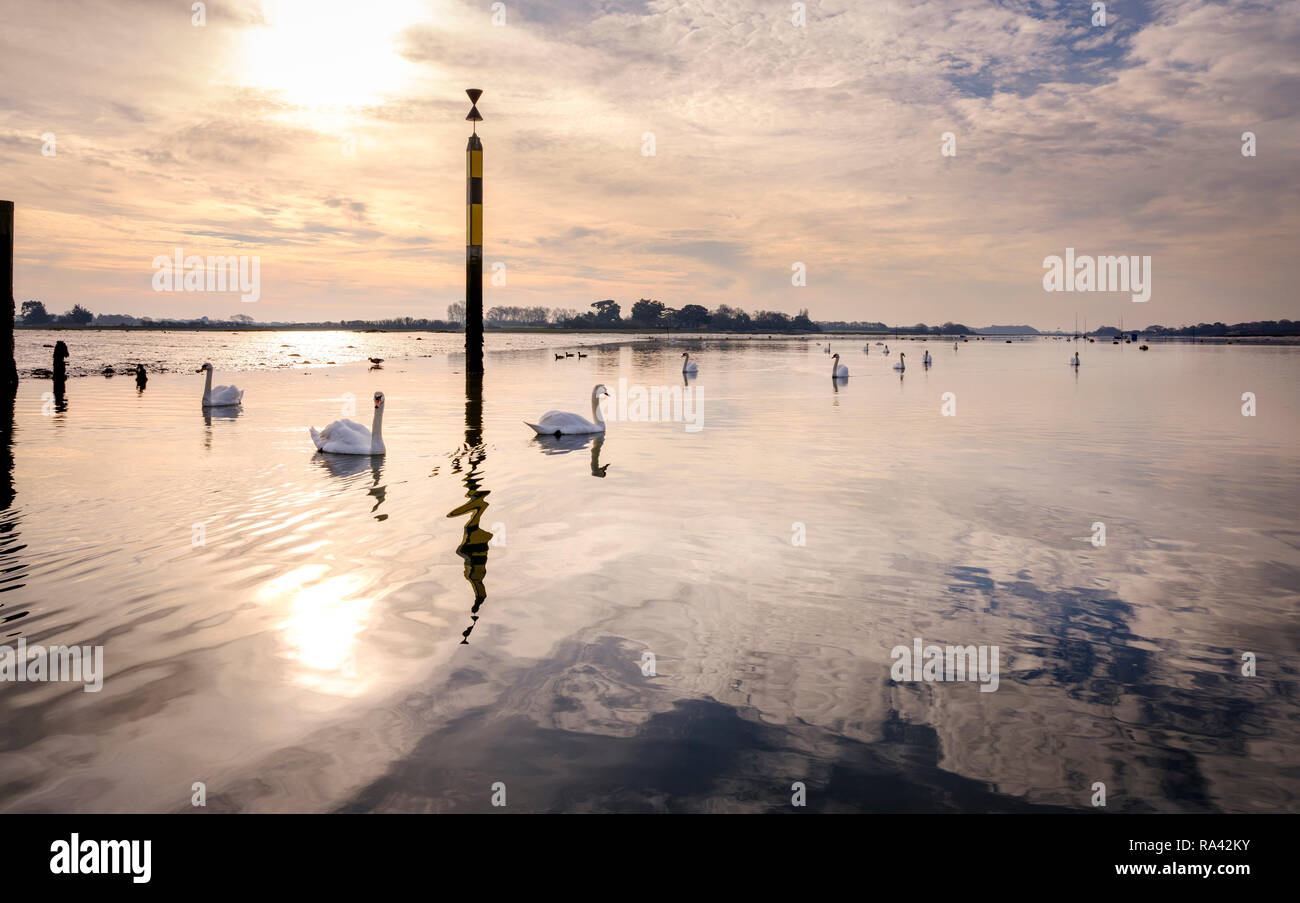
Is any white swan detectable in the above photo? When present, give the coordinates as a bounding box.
[525,384,609,436]
[883,345,890,355]
[923,350,932,365]
[1069,352,1081,367]
[310,391,386,455]
[831,353,849,378]
[953,342,958,350]
[893,353,906,372]
[682,352,699,375]
[197,363,243,407]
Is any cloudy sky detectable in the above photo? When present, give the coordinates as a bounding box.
[1,0,1296,328]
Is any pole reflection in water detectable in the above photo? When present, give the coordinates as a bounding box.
[0,391,29,626]
[447,370,492,644]
[1,391,13,512]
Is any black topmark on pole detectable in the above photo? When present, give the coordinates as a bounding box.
[1,200,15,394]
[465,90,484,374]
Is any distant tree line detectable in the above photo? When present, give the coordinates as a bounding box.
[817,320,978,334]
[18,300,93,326]
[14,298,822,332]
[18,298,1295,338]
[443,299,822,331]
[15,303,458,331]
[1105,320,1300,337]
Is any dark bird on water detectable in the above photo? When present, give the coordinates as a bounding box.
[555,353,564,360]
[369,357,384,364]
[135,364,148,388]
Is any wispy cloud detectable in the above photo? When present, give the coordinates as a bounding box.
[0,0,1295,327]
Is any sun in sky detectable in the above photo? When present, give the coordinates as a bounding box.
[236,0,431,108]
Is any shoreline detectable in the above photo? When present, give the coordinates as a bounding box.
[17,331,1300,382]
[17,324,1300,340]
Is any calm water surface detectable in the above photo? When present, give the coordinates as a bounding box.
[13,329,624,377]
[1,336,1297,812]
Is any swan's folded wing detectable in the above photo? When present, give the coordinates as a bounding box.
[528,411,602,434]
[526,412,574,434]
[320,419,372,447]
[210,384,243,404]
[318,419,355,442]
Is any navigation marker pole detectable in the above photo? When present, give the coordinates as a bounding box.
[465,90,484,374]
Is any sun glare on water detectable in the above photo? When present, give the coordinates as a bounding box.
[240,0,429,108]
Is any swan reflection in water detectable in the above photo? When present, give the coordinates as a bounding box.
[311,451,387,517]
[202,406,242,426]
[201,404,241,450]
[532,432,610,477]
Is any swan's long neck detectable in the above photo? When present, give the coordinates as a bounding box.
[371,403,385,443]
[203,367,213,398]
[591,390,605,425]
[682,354,689,369]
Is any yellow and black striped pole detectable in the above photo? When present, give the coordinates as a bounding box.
[465,89,484,374]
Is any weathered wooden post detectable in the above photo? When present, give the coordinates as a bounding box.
[465,90,484,374]
[53,341,69,384]
[1,200,16,394]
